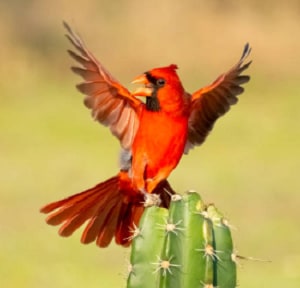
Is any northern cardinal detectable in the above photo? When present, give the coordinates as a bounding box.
[40,22,251,247]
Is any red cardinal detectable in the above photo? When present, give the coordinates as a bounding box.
[41,22,251,247]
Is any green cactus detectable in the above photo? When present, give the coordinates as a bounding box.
[127,206,168,288]
[127,192,237,288]
[207,204,236,288]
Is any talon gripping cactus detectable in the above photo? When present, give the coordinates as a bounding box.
[127,192,237,288]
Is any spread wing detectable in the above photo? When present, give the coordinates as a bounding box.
[63,22,142,150]
[185,43,252,153]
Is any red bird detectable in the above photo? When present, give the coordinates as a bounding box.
[41,22,251,247]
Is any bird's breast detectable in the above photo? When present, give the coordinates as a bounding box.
[132,109,188,178]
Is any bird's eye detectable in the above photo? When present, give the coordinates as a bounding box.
[156,78,165,87]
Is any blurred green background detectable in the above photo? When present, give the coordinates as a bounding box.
[1,0,299,287]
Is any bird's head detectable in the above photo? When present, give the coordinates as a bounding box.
[132,64,185,113]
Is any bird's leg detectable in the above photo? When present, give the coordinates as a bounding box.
[135,185,161,207]
[146,165,174,194]
[131,153,148,193]
[132,169,162,208]
[131,156,173,207]
[143,167,173,207]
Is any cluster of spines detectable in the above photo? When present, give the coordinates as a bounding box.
[127,191,237,288]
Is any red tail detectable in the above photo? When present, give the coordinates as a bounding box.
[40,174,174,247]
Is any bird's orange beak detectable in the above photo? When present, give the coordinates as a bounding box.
[131,74,153,97]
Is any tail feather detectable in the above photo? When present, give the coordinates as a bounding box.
[81,192,121,245]
[45,192,100,226]
[96,200,123,247]
[58,203,99,237]
[40,174,175,247]
[115,203,144,246]
[40,177,116,214]
[40,177,118,225]
[58,209,94,237]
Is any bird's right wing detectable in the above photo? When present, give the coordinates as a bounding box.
[64,22,142,150]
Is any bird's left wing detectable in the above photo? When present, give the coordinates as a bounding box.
[64,22,142,150]
[185,44,252,154]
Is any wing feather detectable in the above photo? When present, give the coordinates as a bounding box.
[63,22,142,150]
[71,67,101,82]
[185,44,252,153]
[111,105,132,138]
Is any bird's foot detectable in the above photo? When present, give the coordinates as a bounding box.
[142,192,162,207]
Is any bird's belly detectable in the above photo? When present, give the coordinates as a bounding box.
[145,131,186,178]
[132,111,188,179]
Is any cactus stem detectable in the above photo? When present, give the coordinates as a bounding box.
[216,218,237,231]
[152,255,181,276]
[127,193,238,288]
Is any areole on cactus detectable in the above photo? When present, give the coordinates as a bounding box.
[127,191,237,288]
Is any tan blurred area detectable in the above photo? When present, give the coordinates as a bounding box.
[1,1,300,82]
[0,1,299,288]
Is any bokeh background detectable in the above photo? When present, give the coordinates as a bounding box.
[1,0,299,287]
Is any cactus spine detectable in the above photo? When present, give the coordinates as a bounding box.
[127,192,236,288]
